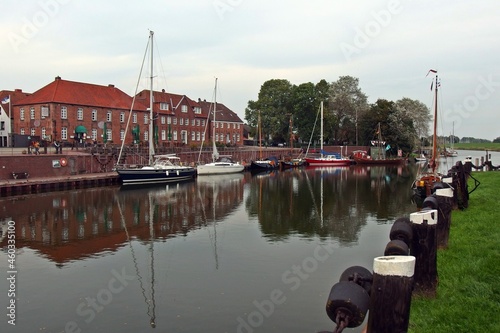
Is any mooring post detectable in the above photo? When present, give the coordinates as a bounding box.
[435,180,454,249]
[366,256,415,333]
[409,209,438,297]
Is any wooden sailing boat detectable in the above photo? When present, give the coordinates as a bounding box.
[279,114,305,169]
[196,78,244,175]
[352,122,406,165]
[412,69,442,199]
[115,31,196,185]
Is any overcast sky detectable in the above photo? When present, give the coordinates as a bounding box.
[1,0,499,140]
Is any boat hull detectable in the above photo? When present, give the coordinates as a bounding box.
[196,163,244,175]
[353,157,407,165]
[117,167,196,185]
[304,158,352,167]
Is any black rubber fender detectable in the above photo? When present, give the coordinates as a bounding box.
[389,217,413,247]
[384,239,410,256]
[326,281,370,328]
[339,265,373,295]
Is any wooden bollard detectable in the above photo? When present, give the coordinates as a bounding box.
[410,209,438,297]
[435,182,454,249]
[367,256,415,333]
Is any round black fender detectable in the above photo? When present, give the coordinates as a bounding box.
[326,281,370,328]
[339,265,373,295]
[422,195,439,210]
[389,217,413,247]
[384,239,410,256]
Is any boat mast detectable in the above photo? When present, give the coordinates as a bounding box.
[320,101,323,157]
[148,30,155,164]
[258,110,262,160]
[431,72,438,172]
[212,78,219,162]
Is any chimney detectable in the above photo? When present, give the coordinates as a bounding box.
[15,89,22,92]
[55,76,61,80]
[108,84,115,88]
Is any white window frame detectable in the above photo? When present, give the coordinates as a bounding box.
[61,106,67,119]
[77,108,83,120]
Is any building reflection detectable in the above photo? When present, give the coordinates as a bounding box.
[1,175,245,266]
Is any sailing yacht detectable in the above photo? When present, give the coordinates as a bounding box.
[116,31,196,185]
[196,78,244,175]
[412,70,443,199]
[304,102,352,167]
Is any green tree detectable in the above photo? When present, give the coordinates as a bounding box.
[329,76,369,145]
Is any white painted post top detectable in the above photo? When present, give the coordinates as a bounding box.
[373,256,416,277]
[410,209,438,225]
[436,188,454,197]
[442,177,453,184]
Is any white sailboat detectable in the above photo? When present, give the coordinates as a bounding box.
[196,78,244,175]
[116,31,196,185]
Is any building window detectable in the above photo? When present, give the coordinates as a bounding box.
[133,113,137,124]
[61,127,68,140]
[202,132,205,142]
[92,109,97,121]
[181,130,187,144]
[92,129,97,141]
[160,103,169,110]
[196,131,200,141]
[173,117,177,125]
[144,130,149,141]
[31,128,35,136]
[237,123,240,129]
[77,108,83,120]
[173,130,178,141]
[61,106,67,119]
[202,119,205,127]
[181,105,188,113]
[106,111,112,122]
[20,108,25,120]
[0,122,4,130]
[191,119,195,126]
[161,130,166,140]
[196,119,200,127]
[120,129,125,141]
[191,131,195,141]
[194,107,201,114]
[41,127,46,139]
[161,116,165,125]
[20,128,25,135]
[144,114,149,124]
[41,106,49,118]
[167,116,171,124]
[120,112,125,123]
[30,107,35,119]
[185,118,189,126]
[180,118,183,126]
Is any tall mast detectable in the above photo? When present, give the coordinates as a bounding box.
[258,110,262,160]
[148,30,155,164]
[431,72,438,172]
[212,78,219,162]
[320,101,323,156]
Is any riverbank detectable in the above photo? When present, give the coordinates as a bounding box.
[408,171,500,332]
[454,142,500,151]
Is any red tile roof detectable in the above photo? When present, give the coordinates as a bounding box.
[197,99,243,123]
[15,76,142,110]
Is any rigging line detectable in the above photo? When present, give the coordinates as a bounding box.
[197,80,217,163]
[152,32,169,94]
[117,33,152,166]
[305,103,321,157]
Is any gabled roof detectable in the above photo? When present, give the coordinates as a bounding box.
[0,89,31,106]
[136,89,204,115]
[15,76,141,110]
[197,99,243,123]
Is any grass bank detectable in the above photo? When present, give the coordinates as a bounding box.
[408,171,500,332]
[454,142,500,151]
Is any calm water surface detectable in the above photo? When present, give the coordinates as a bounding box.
[0,150,496,333]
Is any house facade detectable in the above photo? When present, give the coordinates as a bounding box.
[10,76,244,147]
[0,89,31,147]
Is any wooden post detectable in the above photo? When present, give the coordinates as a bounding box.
[435,182,454,249]
[410,209,438,297]
[367,256,415,333]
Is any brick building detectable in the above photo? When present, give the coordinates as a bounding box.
[11,76,244,147]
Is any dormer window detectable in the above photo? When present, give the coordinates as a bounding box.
[160,103,169,111]
[181,105,188,113]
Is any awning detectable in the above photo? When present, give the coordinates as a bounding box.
[75,125,87,133]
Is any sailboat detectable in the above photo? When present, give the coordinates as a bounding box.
[304,101,352,167]
[250,111,279,172]
[412,69,442,199]
[279,114,306,169]
[116,31,196,185]
[196,78,244,175]
[352,122,406,165]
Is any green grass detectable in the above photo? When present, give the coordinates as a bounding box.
[408,172,500,332]
[454,142,500,151]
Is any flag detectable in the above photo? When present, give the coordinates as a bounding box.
[385,144,391,151]
[426,69,437,77]
[1,96,10,104]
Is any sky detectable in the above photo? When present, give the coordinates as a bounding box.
[1,0,499,140]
